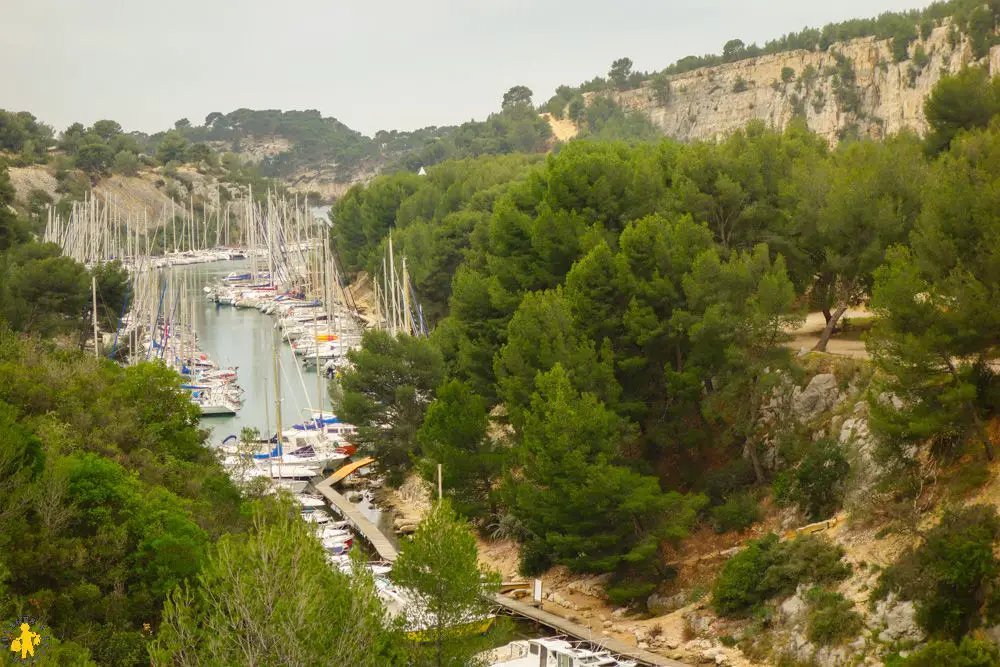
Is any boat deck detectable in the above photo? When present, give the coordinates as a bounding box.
[492,594,689,667]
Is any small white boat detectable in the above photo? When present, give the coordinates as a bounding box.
[487,638,639,667]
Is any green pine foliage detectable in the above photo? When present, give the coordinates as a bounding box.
[876,506,1000,640]
[805,587,863,645]
[0,322,246,663]
[333,329,445,486]
[710,493,762,533]
[151,499,400,666]
[392,501,501,667]
[416,380,503,520]
[895,637,1000,666]
[712,534,851,617]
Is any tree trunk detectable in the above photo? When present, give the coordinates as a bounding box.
[974,411,995,461]
[822,306,832,324]
[745,438,766,485]
[813,302,849,353]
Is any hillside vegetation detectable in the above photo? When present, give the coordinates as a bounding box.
[330,66,1000,664]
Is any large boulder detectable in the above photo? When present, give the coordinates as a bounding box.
[871,595,923,644]
[647,591,687,615]
[792,374,840,422]
[779,588,808,626]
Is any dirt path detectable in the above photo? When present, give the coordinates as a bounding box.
[542,113,579,142]
[786,308,873,359]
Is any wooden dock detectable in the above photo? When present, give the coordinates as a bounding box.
[314,474,398,562]
[492,595,689,667]
[315,461,688,666]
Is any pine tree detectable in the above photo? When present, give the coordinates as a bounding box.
[392,501,500,667]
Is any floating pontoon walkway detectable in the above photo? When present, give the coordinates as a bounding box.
[315,463,398,562]
[316,460,688,665]
[492,594,689,667]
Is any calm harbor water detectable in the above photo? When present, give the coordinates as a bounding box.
[175,259,539,644]
[174,259,398,537]
[174,259,329,443]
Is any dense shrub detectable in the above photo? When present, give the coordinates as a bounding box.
[794,439,850,520]
[781,67,796,83]
[877,505,1000,640]
[895,637,1000,666]
[892,28,917,62]
[773,438,849,520]
[733,77,750,93]
[712,534,850,616]
[805,587,863,645]
[710,493,762,533]
[705,459,757,504]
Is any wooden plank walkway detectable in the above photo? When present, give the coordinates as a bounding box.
[314,473,398,562]
[492,595,690,667]
[315,460,687,666]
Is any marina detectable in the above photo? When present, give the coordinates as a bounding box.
[40,191,682,667]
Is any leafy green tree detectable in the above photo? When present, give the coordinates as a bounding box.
[924,68,1000,155]
[0,165,30,251]
[91,119,122,142]
[712,533,850,617]
[91,260,131,334]
[204,111,223,127]
[608,57,634,89]
[968,5,997,58]
[334,330,444,485]
[494,288,618,425]
[565,214,716,467]
[0,242,89,337]
[151,499,398,666]
[156,130,190,164]
[186,142,213,164]
[75,139,113,174]
[173,118,191,130]
[508,365,705,586]
[920,19,934,41]
[723,38,746,62]
[416,380,502,520]
[781,66,796,83]
[111,150,140,176]
[869,125,1000,461]
[671,120,826,255]
[892,25,917,62]
[682,244,802,482]
[392,501,500,667]
[0,110,54,156]
[58,122,86,154]
[502,85,533,108]
[0,323,245,659]
[791,134,925,351]
[650,73,672,105]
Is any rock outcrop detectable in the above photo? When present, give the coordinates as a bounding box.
[792,373,841,422]
[593,22,999,144]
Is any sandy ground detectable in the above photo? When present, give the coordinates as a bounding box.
[786,308,873,359]
[542,113,579,142]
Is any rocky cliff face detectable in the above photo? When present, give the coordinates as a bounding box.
[598,23,1000,143]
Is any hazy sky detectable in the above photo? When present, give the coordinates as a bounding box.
[4,0,933,137]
